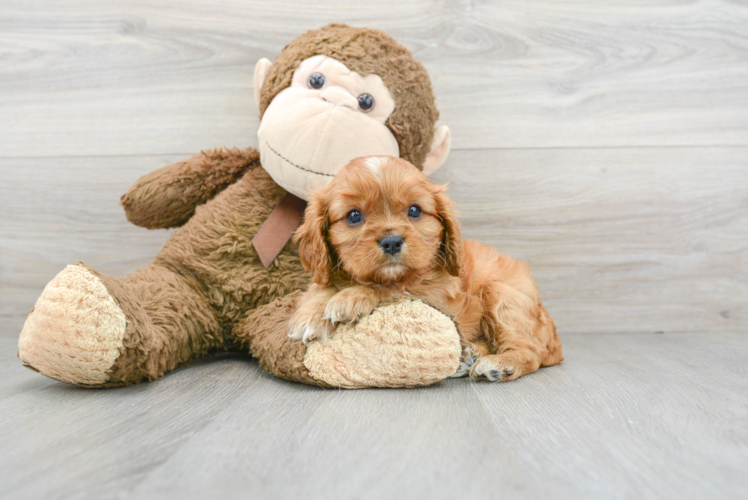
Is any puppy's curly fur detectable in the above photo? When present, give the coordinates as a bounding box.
[289,156,563,381]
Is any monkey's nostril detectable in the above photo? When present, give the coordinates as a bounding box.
[379,235,404,256]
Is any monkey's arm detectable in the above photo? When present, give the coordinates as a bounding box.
[121,148,261,229]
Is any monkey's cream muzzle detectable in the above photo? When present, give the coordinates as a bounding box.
[257,55,399,200]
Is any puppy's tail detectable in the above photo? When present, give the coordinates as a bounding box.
[539,302,564,367]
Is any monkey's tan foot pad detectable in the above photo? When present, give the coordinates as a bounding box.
[303,299,462,388]
[18,264,127,386]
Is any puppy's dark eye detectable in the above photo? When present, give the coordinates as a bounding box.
[358,93,374,112]
[346,209,363,225]
[408,205,422,219]
[308,73,326,90]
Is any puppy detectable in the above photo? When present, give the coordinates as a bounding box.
[289,156,563,382]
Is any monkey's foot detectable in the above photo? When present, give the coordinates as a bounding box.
[18,264,127,386]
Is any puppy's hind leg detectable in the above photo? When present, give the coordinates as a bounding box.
[451,341,491,378]
[470,283,561,382]
[470,350,539,382]
[451,345,478,378]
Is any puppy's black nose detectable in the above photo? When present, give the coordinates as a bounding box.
[379,235,404,256]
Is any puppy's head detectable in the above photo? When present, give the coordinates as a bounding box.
[294,155,462,286]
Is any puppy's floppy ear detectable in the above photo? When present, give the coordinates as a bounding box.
[293,189,332,286]
[433,184,463,277]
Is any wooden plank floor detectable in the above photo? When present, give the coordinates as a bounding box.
[1,333,746,499]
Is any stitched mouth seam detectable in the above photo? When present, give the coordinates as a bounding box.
[266,142,334,177]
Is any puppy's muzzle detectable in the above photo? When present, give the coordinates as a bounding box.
[379,235,404,256]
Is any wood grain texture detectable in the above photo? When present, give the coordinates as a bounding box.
[1,0,746,335]
[1,0,747,157]
[2,147,746,337]
[431,147,748,335]
[0,155,177,336]
[1,333,746,499]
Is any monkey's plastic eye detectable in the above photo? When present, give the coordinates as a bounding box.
[308,73,326,90]
[346,209,363,225]
[408,205,422,219]
[358,93,374,112]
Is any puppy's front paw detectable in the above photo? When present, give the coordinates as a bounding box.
[451,346,478,378]
[470,354,519,382]
[289,313,335,345]
[323,287,379,325]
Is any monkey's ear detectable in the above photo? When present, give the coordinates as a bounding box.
[434,184,463,277]
[422,125,451,176]
[254,58,273,109]
[293,193,332,286]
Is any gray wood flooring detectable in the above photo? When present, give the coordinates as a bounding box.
[1,0,747,498]
[1,333,746,500]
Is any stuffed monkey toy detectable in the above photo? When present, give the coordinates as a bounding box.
[18,24,462,388]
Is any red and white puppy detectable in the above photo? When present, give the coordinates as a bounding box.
[289,156,563,381]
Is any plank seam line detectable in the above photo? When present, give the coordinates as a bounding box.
[1,144,748,160]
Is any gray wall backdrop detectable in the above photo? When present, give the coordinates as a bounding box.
[1,0,747,337]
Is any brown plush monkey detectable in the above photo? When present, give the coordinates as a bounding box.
[18,24,461,388]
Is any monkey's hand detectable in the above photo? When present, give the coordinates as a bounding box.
[289,285,337,344]
[323,286,380,326]
[121,148,260,229]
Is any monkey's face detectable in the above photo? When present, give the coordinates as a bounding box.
[257,55,400,200]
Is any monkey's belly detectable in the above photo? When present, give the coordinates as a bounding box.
[155,166,310,324]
